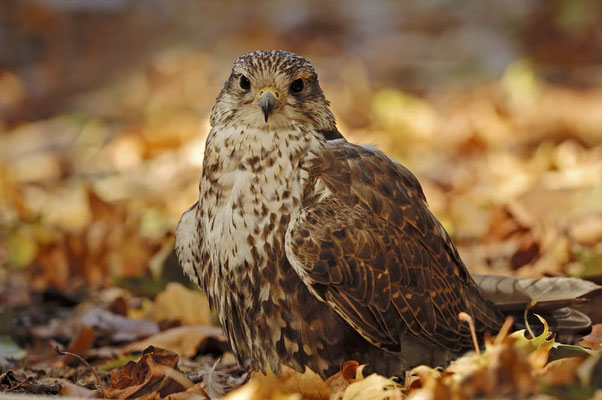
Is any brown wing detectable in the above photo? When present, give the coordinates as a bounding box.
[286,140,504,353]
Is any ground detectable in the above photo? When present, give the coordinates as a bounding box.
[1,1,601,398]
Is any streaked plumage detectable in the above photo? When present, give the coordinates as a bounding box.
[175,50,595,378]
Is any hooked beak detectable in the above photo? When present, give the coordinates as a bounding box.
[256,88,280,122]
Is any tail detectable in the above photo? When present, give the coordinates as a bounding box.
[473,274,601,343]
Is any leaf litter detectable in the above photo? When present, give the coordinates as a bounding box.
[2,1,602,399]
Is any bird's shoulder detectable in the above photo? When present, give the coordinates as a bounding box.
[303,139,427,223]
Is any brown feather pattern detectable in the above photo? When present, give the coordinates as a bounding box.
[288,141,505,356]
[175,50,596,380]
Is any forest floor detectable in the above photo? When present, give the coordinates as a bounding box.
[1,1,602,398]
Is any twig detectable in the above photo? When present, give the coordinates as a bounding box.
[6,377,32,392]
[55,346,108,398]
[459,312,480,355]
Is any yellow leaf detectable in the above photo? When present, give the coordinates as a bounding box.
[223,380,301,400]
[150,282,212,326]
[342,374,402,400]
[122,325,222,358]
[249,366,329,400]
[7,227,38,268]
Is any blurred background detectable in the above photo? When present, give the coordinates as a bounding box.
[1,0,602,295]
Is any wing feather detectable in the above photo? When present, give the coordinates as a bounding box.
[286,141,504,354]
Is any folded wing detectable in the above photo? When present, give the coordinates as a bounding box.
[286,141,505,353]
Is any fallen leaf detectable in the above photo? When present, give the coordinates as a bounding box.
[106,346,193,399]
[222,380,300,400]
[60,381,99,398]
[442,328,536,398]
[549,343,597,362]
[342,374,402,400]
[98,354,142,371]
[405,365,441,391]
[577,352,602,389]
[65,325,96,355]
[249,365,329,400]
[79,307,160,344]
[123,325,222,358]
[150,283,212,326]
[325,361,361,400]
[0,370,23,390]
[539,357,584,386]
[0,336,27,363]
[165,382,208,400]
[5,226,39,269]
[580,324,602,350]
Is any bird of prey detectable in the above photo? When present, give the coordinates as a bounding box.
[175,50,597,378]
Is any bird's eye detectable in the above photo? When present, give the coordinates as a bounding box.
[239,75,251,91]
[290,79,304,94]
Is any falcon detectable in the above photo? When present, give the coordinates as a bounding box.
[175,50,596,378]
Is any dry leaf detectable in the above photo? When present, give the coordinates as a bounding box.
[122,325,223,358]
[60,382,99,398]
[150,283,212,326]
[165,382,209,400]
[222,380,300,400]
[325,361,361,400]
[65,325,96,355]
[538,357,584,386]
[342,374,402,400]
[107,346,193,399]
[79,307,160,344]
[405,376,450,400]
[438,329,537,398]
[405,365,441,391]
[248,366,330,400]
[580,324,602,351]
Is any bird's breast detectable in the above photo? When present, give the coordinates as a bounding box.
[199,127,313,280]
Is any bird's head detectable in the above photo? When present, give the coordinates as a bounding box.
[210,50,338,135]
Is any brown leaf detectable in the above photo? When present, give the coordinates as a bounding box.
[538,357,584,386]
[325,361,361,400]
[165,382,208,400]
[440,332,536,398]
[222,380,299,400]
[579,324,602,350]
[342,374,402,400]
[150,283,212,326]
[569,214,602,245]
[248,365,330,400]
[107,346,193,399]
[79,307,160,344]
[527,346,551,370]
[0,370,27,391]
[405,365,441,391]
[482,336,535,396]
[122,325,222,358]
[326,373,350,400]
[65,325,96,355]
[56,324,97,367]
[60,382,99,398]
[342,361,361,381]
